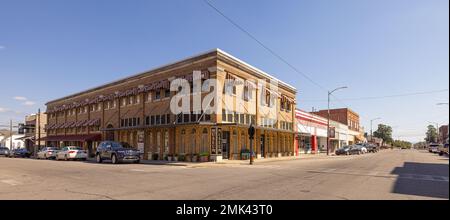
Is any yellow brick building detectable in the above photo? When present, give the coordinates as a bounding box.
[45,49,297,161]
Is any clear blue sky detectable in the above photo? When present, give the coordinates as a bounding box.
[0,0,448,142]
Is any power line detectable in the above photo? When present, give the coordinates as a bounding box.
[203,0,332,93]
[301,89,449,103]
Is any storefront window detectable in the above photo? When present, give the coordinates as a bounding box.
[156,131,161,154]
[164,130,169,154]
[201,128,208,153]
[180,129,185,154]
[191,129,196,153]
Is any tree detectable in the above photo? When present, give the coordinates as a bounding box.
[393,140,412,149]
[373,124,393,144]
[425,125,438,143]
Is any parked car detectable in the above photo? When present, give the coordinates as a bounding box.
[8,148,31,158]
[0,147,10,157]
[56,146,88,161]
[428,143,441,153]
[37,147,59,159]
[361,143,379,153]
[349,145,367,155]
[439,144,449,156]
[335,146,352,155]
[96,141,141,164]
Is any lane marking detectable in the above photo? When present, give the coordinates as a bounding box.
[1,179,22,186]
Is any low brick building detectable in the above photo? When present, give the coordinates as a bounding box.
[44,49,297,161]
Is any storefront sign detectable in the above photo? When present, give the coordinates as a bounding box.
[137,131,145,153]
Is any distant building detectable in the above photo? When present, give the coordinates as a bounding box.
[295,109,354,155]
[311,108,364,144]
[439,125,448,144]
[311,108,360,131]
[1,134,25,150]
[18,112,47,154]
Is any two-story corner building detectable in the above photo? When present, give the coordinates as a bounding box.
[44,49,297,161]
[311,108,364,145]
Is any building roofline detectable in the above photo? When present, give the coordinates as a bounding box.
[46,48,297,105]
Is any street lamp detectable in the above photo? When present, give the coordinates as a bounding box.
[370,117,381,141]
[327,86,348,156]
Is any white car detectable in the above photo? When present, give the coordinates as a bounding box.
[428,144,441,153]
[37,147,59,159]
[56,146,88,161]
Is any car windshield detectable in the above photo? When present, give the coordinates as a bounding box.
[119,142,133,149]
[48,147,58,151]
[68,147,82,150]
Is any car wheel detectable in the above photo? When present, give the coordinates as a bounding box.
[111,154,118,164]
[96,154,102,163]
[439,152,444,156]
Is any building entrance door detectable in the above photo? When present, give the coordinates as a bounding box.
[260,135,266,158]
[222,131,230,159]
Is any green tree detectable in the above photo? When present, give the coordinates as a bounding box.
[393,140,412,149]
[425,125,438,143]
[373,124,393,144]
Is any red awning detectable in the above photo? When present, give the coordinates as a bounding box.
[41,134,102,142]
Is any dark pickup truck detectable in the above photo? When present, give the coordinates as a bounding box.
[95,141,141,164]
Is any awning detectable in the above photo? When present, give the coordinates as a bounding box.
[41,134,102,142]
[15,136,35,141]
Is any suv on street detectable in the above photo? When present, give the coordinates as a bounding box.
[96,141,141,164]
[0,147,10,157]
[428,143,441,153]
[439,144,449,156]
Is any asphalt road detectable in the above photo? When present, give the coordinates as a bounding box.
[0,149,448,200]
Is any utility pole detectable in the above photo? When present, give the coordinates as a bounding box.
[326,86,348,156]
[10,119,13,151]
[370,117,381,142]
[36,108,41,158]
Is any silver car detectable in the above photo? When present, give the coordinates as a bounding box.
[0,147,10,157]
[37,147,59,159]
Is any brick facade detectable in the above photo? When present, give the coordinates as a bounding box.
[45,49,297,161]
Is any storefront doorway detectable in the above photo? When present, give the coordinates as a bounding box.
[222,131,230,159]
[260,135,266,158]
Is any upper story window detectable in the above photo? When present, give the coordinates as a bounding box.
[164,89,171,98]
[122,97,127,106]
[97,103,102,111]
[155,90,161,100]
[128,96,134,105]
[243,85,252,101]
[135,95,140,104]
[145,92,152,103]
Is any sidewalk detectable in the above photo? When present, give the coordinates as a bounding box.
[87,153,334,167]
